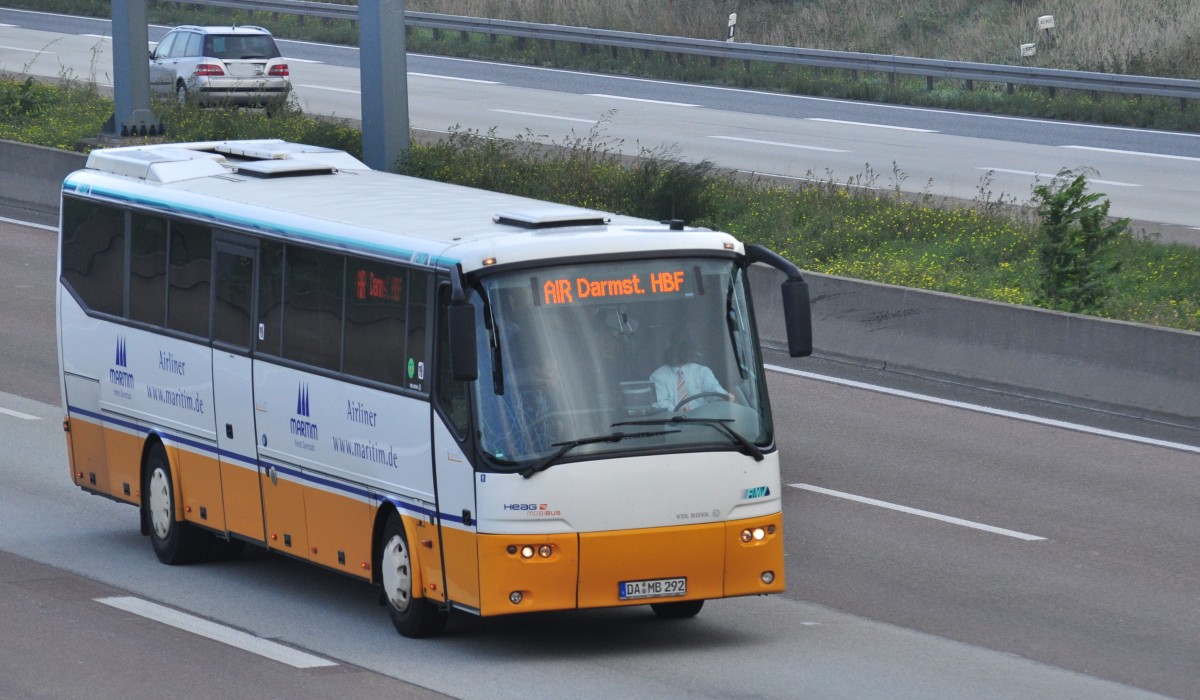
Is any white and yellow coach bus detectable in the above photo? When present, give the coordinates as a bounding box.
[57,139,812,637]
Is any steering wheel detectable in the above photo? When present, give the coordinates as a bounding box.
[674,392,732,412]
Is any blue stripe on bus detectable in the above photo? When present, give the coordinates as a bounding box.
[66,404,460,524]
[61,180,460,269]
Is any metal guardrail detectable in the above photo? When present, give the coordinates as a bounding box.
[175,0,1200,104]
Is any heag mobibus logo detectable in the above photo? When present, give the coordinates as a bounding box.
[108,336,135,398]
[503,503,562,517]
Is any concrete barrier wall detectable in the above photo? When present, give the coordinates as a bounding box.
[0,141,85,226]
[752,266,1200,428]
[4,139,1196,426]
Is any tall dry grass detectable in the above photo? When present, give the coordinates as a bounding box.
[407,0,1200,75]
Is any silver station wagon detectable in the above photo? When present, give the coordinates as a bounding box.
[150,25,290,110]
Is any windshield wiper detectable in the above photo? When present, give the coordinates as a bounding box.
[519,429,680,479]
[614,416,764,462]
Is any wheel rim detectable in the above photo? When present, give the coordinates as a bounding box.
[176,85,186,105]
[381,534,413,613]
[148,467,172,540]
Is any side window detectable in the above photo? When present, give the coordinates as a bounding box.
[60,197,125,316]
[344,259,408,385]
[283,246,343,371]
[257,240,284,356]
[407,270,429,392]
[434,284,469,436]
[152,32,176,60]
[212,243,255,349]
[166,220,211,337]
[128,212,168,325]
[182,31,202,58]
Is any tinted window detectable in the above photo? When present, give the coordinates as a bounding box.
[128,212,168,325]
[205,34,280,60]
[166,220,211,337]
[213,245,254,349]
[283,246,343,371]
[434,285,469,436]
[344,260,408,385]
[60,197,125,316]
[257,240,284,356]
[407,271,429,392]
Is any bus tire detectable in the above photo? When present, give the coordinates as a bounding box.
[143,442,201,565]
[380,512,448,638]
[651,599,704,619]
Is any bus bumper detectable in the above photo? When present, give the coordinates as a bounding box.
[475,513,785,616]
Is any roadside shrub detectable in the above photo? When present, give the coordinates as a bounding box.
[1032,171,1129,313]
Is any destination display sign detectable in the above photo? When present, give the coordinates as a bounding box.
[534,267,700,306]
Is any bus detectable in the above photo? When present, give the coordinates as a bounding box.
[57,139,812,637]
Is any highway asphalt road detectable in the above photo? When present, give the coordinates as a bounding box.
[2,209,1197,698]
[2,7,1200,239]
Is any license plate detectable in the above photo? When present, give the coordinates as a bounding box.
[618,577,687,600]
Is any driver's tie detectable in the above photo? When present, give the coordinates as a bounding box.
[676,368,689,412]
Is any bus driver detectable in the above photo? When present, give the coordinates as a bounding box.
[650,336,733,413]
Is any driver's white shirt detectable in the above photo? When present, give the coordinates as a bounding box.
[650,362,727,411]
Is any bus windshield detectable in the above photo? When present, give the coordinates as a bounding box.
[472,257,773,467]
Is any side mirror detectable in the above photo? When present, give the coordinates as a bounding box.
[744,244,813,358]
[448,302,478,381]
[781,278,813,357]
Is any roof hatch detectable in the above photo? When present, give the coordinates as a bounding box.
[493,207,609,229]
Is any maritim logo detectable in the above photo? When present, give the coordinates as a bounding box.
[108,336,135,396]
[290,382,318,441]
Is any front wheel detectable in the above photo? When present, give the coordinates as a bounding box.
[651,599,705,619]
[379,513,448,638]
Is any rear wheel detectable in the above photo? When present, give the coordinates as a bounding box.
[175,82,188,105]
[651,599,705,619]
[143,442,202,564]
[379,512,448,638]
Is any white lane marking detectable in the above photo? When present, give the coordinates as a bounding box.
[490,109,596,124]
[281,56,321,64]
[0,215,56,231]
[0,406,40,420]
[296,83,359,94]
[735,169,882,190]
[81,34,110,40]
[410,72,499,84]
[790,483,1047,541]
[1062,145,1200,162]
[96,596,337,669]
[0,45,51,54]
[766,364,1200,455]
[977,167,1140,187]
[711,135,848,153]
[808,118,937,133]
[585,93,698,107]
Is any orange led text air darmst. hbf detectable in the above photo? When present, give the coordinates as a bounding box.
[542,270,686,305]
